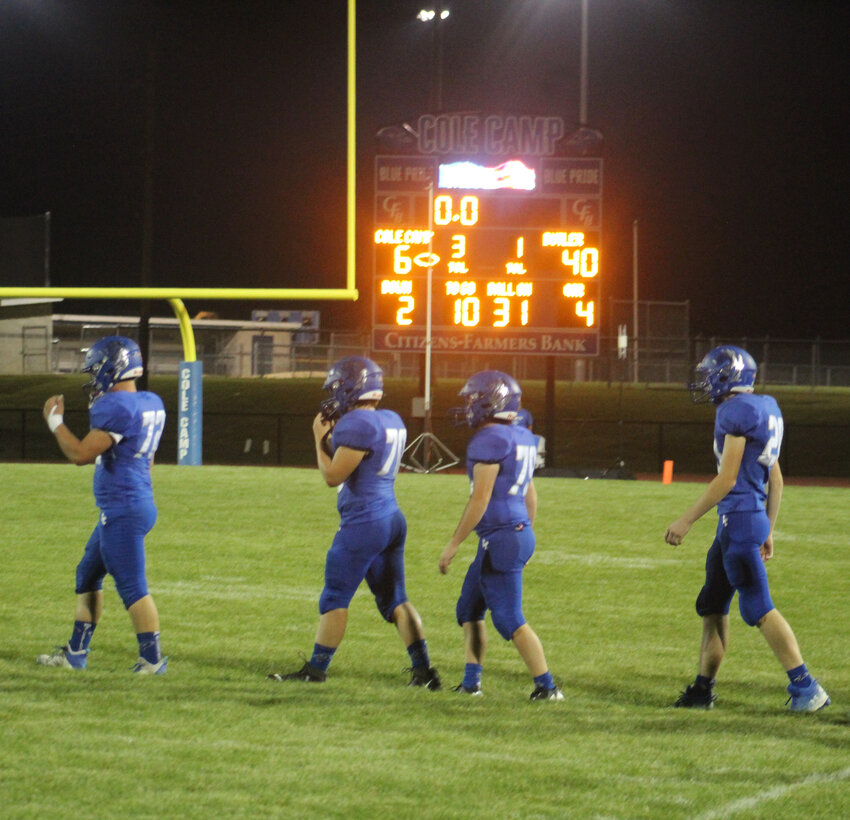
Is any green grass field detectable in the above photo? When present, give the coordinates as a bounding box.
[2,464,848,819]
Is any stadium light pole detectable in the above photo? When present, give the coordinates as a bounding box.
[579,0,588,125]
[417,5,450,111]
[633,219,639,383]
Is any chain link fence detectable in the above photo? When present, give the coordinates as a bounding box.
[1,318,849,387]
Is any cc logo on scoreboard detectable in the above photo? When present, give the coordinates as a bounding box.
[413,252,441,268]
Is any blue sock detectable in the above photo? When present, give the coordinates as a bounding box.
[462,663,482,690]
[137,631,161,664]
[69,621,95,653]
[406,638,431,670]
[787,663,813,688]
[695,675,715,690]
[533,670,555,690]
[309,643,337,673]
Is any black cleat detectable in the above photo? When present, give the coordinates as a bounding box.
[408,666,442,690]
[673,683,716,709]
[268,661,327,683]
[529,684,564,701]
[452,683,483,696]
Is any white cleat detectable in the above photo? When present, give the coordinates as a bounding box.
[132,656,168,675]
[36,645,88,669]
[786,679,830,712]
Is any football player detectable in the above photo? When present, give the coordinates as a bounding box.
[439,371,563,701]
[38,335,167,674]
[666,345,829,711]
[269,356,440,689]
[513,405,533,431]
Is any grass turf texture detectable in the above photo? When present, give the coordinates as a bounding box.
[2,464,848,819]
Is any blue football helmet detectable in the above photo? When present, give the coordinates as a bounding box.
[451,370,522,427]
[82,335,144,406]
[513,406,533,429]
[320,356,384,422]
[689,345,757,404]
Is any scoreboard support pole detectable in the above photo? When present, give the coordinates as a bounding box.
[545,356,557,469]
[402,184,460,473]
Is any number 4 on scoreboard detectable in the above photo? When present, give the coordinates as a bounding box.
[576,300,594,327]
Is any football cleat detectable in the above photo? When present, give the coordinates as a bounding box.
[268,662,327,683]
[673,683,716,709]
[132,656,168,675]
[36,644,88,670]
[452,683,483,696]
[408,666,442,690]
[786,679,830,712]
[529,684,564,701]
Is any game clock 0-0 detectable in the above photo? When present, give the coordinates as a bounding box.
[372,156,602,356]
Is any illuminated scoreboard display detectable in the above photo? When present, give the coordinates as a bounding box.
[372,116,602,356]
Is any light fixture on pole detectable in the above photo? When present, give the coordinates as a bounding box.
[417,4,450,111]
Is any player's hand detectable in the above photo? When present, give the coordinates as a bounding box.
[439,544,458,574]
[760,535,774,562]
[665,517,691,546]
[313,412,332,440]
[43,395,64,423]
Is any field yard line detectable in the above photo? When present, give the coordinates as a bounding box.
[692,766,850,820]
[532,551,680,569]
[155,579,317,601]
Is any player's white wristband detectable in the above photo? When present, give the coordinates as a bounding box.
[47,408,64,433]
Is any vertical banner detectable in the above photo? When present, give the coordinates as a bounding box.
[177,360,203,465]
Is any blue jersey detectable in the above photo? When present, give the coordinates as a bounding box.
[466,423,537,536]
[331,408,407,525]
[713,393,783,515]
[90,391,166,509]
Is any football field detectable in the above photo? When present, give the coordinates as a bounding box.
[2,463,848,819]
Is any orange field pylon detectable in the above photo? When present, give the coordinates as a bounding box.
[662,460,674,484]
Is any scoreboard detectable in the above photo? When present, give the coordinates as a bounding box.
[372,148,602,356]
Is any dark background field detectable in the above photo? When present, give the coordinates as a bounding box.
[2,375,848,478]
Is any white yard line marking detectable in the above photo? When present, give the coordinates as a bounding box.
[692,766,850,820]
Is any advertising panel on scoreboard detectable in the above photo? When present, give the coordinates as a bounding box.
[372,113,603,356]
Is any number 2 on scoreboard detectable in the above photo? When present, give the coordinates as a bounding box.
[396,296,414,325]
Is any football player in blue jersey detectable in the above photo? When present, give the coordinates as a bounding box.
[439,371,563,701]
[37,335,168,674]
[514,405,533,431]
[269,356,440,689]
[665,345,829,712]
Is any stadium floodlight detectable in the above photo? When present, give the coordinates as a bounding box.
[417,8,449,22]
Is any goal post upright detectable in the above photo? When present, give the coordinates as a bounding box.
[0,287,359,466]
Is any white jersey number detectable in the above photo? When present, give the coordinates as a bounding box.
[507,444,537,496]
[138,409,166,459]
[757,414,783,467]
[378,427,407,478]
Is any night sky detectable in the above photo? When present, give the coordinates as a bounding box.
[1,0,846,340]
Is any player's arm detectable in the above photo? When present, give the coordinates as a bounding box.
[44,395,113,466]
[761,460,783,561]
[312,412,365,487]
[525,478,538,527]
[665,433,745,546]
[439,461,498,574]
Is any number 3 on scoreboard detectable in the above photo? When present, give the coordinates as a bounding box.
[396,296,414,326]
